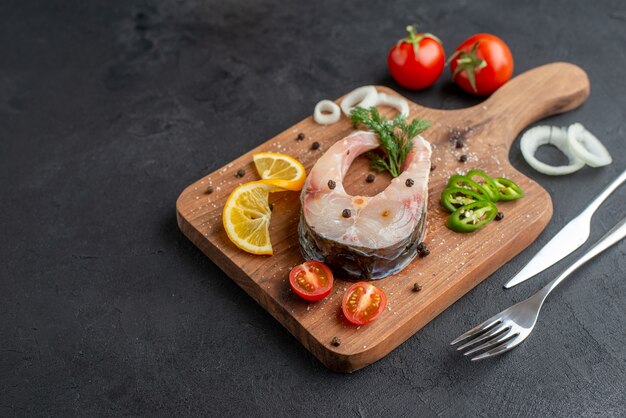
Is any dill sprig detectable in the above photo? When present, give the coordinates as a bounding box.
[351,106,431,178]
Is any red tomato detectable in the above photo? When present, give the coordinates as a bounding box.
[387,25,445,90]
[289,260,334,301]
[450,33,514,96]
[341,282,387,325]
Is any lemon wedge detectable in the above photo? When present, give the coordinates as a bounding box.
[222,181,275,255]
[253,152,306,191]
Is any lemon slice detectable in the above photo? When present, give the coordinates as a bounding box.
[253,152,306,191]
[222,181,275,255]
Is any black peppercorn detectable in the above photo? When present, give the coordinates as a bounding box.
[495,211,504,221]
[235,168,245,177]
[269,203,274,211]
[430,164,436,171]
[420,248,430,257]
[206,185,214,194]
[328,180,336,189]
[455,139,465,148]
[412,283,422,292]
[416,242,425,252]
[405,178,414,187]
[366,174,375,183]
[459,154,467,163]
[342,209,351,218]
[330,337,341,347]
[297,133,305,141]
[311,141,320,150]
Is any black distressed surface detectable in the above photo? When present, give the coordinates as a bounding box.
[1,0,625,416]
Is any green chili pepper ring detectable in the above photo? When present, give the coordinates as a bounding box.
[466,169,501,201]
[447,174,491,200]
[447,200,498,232]
[493,177,524,201]
[440,187,488,213]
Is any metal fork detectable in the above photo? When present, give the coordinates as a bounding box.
[451,215,626,361]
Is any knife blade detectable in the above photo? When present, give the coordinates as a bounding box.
[504,215,590,288]
[504,169,626,288]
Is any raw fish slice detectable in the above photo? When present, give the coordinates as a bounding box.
[299,130,432,280]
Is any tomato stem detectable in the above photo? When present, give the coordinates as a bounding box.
[449,41,487,93]
[402,24,441,58]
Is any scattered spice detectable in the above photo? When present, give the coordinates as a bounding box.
[455,139,465,148]
[311,141,320,150]
[205,185,214,194]
[430,164,436,171]
[459,154,468,163]
[495,211,504,221]
[366,174,375,183]
[419,248,431,257]
[416,242,425,252]
[342,209,352,218]
[235,168,246,178]
[297,132,305,141]
[328,180,336,190]
[412,283,422,292]
[405,178,414,187]
[330,337,341,347]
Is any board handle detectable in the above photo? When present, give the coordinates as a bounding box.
[480,62,590,136]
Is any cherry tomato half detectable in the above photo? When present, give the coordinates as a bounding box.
[341,282,387,325]
[387,25,445,90]
[450,33,513,96]
[289,260,334,301]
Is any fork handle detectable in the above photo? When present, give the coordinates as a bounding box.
[539,216,626,298]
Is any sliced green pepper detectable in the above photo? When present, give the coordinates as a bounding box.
[447,200,498,232]
[466,169,501,201]
[440,187,488,213]
[447,174,492,201]
[493,177,524,201]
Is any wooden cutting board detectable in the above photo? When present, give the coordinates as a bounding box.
[176,63,589,372]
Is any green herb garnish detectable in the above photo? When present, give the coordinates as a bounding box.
[351,106,431,178]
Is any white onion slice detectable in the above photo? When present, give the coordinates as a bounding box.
[567,123,612,167]
[340,86,378,116]
[375,92,409,117]
[520,125,586,175]
[313,100,341,125]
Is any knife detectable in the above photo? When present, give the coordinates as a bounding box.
[504,169,626,288]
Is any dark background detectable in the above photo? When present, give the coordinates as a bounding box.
[1,0,625,416]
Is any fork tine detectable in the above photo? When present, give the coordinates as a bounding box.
[450,318,501,346]
[463,329,517,356]
[456,324,510,352]
[470,334,524,361]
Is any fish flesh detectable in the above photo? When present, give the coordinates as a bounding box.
[299,130,432,280]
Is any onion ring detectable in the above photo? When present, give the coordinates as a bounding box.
[313,100,341,125]
[567,123,612,167]
[340,86,378,116]
[520,125,586,175]
[375,92,409,117]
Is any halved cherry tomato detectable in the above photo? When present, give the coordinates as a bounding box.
[289,260,334,301]
[387,25,445,90]
[341,282,387,325]
[449,33,513,96]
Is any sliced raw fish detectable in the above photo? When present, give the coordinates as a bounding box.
[299,130,432,280]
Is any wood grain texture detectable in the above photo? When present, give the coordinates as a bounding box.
[176,63,589,372]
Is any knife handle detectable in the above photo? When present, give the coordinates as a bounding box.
[539,216,626,298]
[581,169,626,219]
